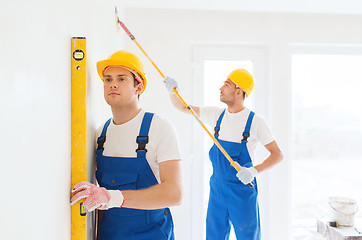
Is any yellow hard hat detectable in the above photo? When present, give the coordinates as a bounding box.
[227,69,254,97]
[97,50,147,94]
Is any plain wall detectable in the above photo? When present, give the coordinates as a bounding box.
[0,1,123,239]
[121,0,362,14]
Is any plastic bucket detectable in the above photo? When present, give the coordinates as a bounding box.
[329,196,358,227]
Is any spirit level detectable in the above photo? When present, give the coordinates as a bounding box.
[71,37,87,240]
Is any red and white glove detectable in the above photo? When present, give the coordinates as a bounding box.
[70,181,124,212]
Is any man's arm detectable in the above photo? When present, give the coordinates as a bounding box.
[254,140,283,173]
[121,159,182,210]
[169,94,200,116]
[164,76,200,115]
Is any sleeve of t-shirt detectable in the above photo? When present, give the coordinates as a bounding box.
[199,106,224,128]
[94,125,103,148]
[255,115,275,145]
[154,117,182,164]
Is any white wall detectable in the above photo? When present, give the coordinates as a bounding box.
[121,0,362,14]
[123,8,362,240]
[0,1,123,239]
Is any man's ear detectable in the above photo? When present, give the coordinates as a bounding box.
[236,88,243,96]
[136,82,144,95]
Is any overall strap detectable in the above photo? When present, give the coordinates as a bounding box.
[242,111,255,142]
[136,112,154,157]
[214,109,226,137]
[96,118,112,154]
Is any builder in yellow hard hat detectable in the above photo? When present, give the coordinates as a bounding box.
[71,50,182,240]
[164,70,283,240]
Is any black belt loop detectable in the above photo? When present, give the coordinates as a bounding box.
[136,136,149,152]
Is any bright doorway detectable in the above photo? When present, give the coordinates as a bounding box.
[191,44,269,239]
[203,59,254,240]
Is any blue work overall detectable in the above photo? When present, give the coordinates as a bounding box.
[206,110,260,240]
[95,112,174,240]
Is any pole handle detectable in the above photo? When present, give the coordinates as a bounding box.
[118,20,135,40]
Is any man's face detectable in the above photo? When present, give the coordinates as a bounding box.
[103,66,143,108]
[219,78,238,104]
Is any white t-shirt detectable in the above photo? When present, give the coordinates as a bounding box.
[95,109,181,183]
[200,106,274,163]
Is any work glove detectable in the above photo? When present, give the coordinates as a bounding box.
[235,162,258,185]
[163,76,178,94]
[70,181,124,212]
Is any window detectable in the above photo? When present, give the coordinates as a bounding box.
[291,54,362,239]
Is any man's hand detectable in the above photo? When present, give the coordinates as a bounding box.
[235,163,258,185]
[70,181,124,212]
[163,76,178,94]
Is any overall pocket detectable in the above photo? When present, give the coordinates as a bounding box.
[97,172,138,190]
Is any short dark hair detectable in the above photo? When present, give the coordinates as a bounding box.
[130,72,141,100]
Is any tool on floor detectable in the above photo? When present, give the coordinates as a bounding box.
[114,7,253,188]
[328,221,338,227]
[71,37,87,239]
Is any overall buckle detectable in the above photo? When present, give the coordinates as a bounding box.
[242,132,250,142]
[97,136,106,150]
[136,136,149,152]
[214,126,220,136]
